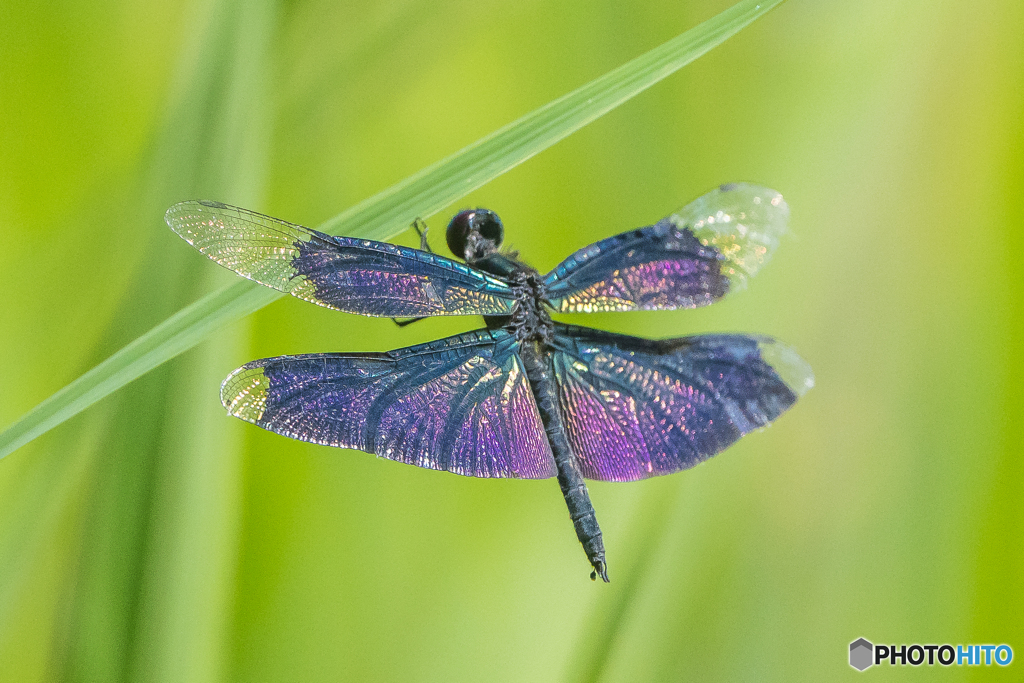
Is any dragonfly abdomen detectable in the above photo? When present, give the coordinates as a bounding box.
[519,340,609,582]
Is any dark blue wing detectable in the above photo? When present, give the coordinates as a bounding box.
[550,324,812,482]
[165,200,517,317]
[221,329,556,479]
[543,184,788,313]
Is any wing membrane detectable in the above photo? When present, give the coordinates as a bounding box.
[221,329,555,479]
[551,324,812,482]
[543,184,788,313]
[166,200,517,317]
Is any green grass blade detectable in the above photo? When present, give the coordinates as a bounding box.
[0,0,784,460]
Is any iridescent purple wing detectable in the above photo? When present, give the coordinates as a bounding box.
[551,324,812,482]
[543,184,788,313]
[165,200,517,317]
[221,328,556,479]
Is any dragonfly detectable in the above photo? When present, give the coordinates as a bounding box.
[165,183,812,582]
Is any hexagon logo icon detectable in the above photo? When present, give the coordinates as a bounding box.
[849,638,873,671]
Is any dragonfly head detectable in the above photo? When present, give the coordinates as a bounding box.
[446,208,504,262]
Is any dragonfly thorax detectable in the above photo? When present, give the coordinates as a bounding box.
[507,270,554,343]
[456,220,554,343]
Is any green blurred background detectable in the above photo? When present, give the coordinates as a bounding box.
[1,0,1021,680]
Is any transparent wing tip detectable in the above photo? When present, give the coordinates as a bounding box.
[220,364,270,422]
[757,338,814,397]
[164,200,225,247]
[671,183,790,289]
[163,200,309,294]
[164,201,195,238]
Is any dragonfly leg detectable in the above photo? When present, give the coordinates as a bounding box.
[412,217,432,253]
[390,316,426,328]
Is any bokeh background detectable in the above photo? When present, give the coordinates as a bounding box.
[0,0,1021,680]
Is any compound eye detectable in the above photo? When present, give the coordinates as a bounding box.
[475,210,504,248]
[445,208,504,259]
[445,210,473,259]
